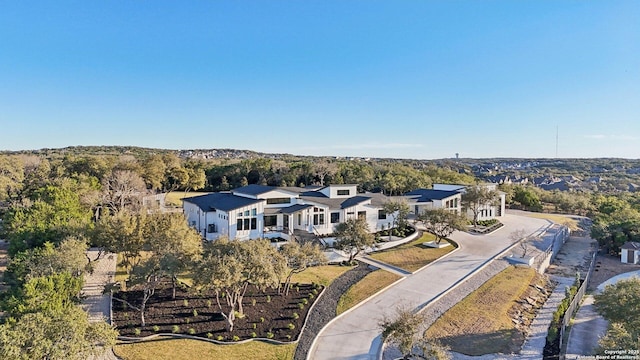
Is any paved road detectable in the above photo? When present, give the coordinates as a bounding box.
[308,213,551,360]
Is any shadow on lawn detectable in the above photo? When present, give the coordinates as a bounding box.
[434,328,524,356]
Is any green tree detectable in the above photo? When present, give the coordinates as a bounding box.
[5,180,92,255]
[334,217,375,262]
[461,185,499,227]
[93,210,146,270]
[0,155,24,203]
[280,241,326,295]
[382,200,411,238]
[0,305,117,360]
[146,212,203,299]
[142,154,166,191]
[195,238,285,331]
[595,278,640,352]
[4,237,88,287]
[379,305,451,359]
[513,186,542,211]
[417,209,466,244]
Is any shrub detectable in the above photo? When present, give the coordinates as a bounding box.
[251,298,256,306]
[292,312,299,320]
[302,298,308,305]
[295,286,300,292]
[252,323,257,329]
[152,325,160,332]
[266,295,271,303]
[206,332,213,339]
[183,299,189,307]
[188,328,196,335]
[232,335,240,342]
[298,302,305,309]
[260,317,265,323]
[216,335,224,341]
[251,332,257,338]
[234,311,245,319]
[312,289,318,295]
[287,323,295,330]
[134,328,141,336]
[266,332,274,339]
[309,293,315,299]
[186,318,190,324]
[172,325,180,333]
[192,309,198,317]
[206,299,212,308]
[286,334,292,340]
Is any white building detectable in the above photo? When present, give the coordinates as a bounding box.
[432,183,506,221]
[621,242,640,264]
[183,184,400,241]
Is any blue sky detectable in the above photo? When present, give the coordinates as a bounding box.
[1,1,638,159]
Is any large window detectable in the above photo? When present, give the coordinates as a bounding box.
[207,224,217,233]
[331,212,340,223]
[313,207,325,226]
[378,210,387,220]
[264,215,277,227]
[337,189,350,196]
[267,197,291,205]
[237,209,258,231]
[358,211,366,219]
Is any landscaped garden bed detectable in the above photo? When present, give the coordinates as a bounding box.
[113,281,323,342]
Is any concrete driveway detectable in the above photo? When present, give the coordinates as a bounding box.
[307,213,551,360]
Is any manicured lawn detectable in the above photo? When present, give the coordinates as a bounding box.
[164,191,210,207]
[336,270,401,315]
[368,233,456,272]
[114,338,296,360]
[425,267,545,355]
[289,264,354,287]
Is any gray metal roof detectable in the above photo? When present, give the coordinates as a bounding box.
[278,204,314,214]
[232,184,276,196]
[183,193,263,212]
[404,189,459,202]
[622,242,640,250]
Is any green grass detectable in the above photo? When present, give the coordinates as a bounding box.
[289,264,354,287]
[425,267,541,355]
[336,270,401,315]
[369,233,456,272]
[164,191,210,207]
[114,338,296,360]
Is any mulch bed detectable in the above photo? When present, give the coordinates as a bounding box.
[112,282,323,342]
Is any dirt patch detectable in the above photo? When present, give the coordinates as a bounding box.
[589,252,640,291]
[113,282,322,342]
[546,236,597,278]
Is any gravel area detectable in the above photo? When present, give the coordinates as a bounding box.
[294,263,375,360]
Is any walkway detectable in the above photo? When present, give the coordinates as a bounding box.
[307,213,551,360]
[81,249,119,360]
[564,270,640,358]
[565,295,608,359]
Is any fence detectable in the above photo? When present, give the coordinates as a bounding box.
[535,225,571,274]
[558,249,598,359]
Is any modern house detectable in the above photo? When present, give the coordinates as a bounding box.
[183,182,506,242]
[621,242,640,264]
[183,184,401,241]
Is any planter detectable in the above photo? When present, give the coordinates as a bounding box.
[422,241,452,249]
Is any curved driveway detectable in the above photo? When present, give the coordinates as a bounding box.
[308,213,551,360]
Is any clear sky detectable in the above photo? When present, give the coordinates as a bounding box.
[1,1,638,159]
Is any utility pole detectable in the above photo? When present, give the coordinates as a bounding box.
[556,125,558,159]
